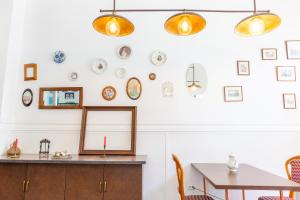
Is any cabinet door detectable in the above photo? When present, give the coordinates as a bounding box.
[65,165,104,200]
[0,163,27,200]
[103,165,142,200]
[24,164,65,200]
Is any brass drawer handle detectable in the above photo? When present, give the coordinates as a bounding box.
[99,181,102,193]
[22,180,26,192]
[26,180,30,192]
[104,181,107,192]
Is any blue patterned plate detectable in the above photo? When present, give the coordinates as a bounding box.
[54,51,66,64]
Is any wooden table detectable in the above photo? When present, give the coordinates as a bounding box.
[191,163,300,200]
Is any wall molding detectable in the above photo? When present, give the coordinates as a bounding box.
[1,122,300,134]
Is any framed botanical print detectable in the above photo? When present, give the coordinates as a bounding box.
[237,61,250,76]
[24,63,37,81]
[276,66,296,82]
[261,48,277,60]
[283,93,296,109]
[286,40,300,59]
[224,86,243,102]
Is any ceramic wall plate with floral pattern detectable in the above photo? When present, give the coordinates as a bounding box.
[91,59,107,74]
[54,51,66,64]
[117,45,132,59]
[126,77,142,100]
[102,86,117,101]
[151,51,167,66]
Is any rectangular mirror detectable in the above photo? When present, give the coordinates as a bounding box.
[39,87,83,109]
[79,106,137,155]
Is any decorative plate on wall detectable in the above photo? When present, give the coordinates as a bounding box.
[126,77,142,100]
[70,72,78,81]
[115,68,127,79]
[102,86,117,101]
[53,51,66,64]
[22,88,33,107]
[151,51,167,66]
[91,59,107,74]
[117,45,132,59]
[149,73,156,80]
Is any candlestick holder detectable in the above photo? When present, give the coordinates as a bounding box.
[102,145,107,157]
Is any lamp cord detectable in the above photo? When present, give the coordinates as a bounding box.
[113,0,116,14]
[253,0,257,13]
[191,186,224,200]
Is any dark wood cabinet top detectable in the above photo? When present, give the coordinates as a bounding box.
[0,154,146,165]
[192,163,300,191]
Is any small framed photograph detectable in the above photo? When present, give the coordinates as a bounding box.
[276,66,296,82]
[224,86,243,102]
[261,48,277,60]
[286,40,300,59]
[283,93,296,109]
[24,63,37,81]
[237,61,250,76]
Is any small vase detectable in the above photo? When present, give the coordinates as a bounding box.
[227,153,239,172]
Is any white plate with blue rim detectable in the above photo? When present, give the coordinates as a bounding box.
[54,51,66,64]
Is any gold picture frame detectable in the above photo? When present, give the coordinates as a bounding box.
[24,63,37,81]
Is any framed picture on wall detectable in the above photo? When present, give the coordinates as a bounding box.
[276,66,296,82]
[224,86,243,102]
[283,93,296,109]
[261,48,277,60]
[24,63,37,81]
[237,61,250,76]
[286,40,300,59]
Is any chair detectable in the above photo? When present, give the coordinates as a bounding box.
[172,154,214,200]
[258,156,300,200]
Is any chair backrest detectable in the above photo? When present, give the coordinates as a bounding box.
[285,156,300,198]
[172,154,186,200]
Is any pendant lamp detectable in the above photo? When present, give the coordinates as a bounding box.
[165,12,206,36]
[93,0,134,37]
[235,0,281,36]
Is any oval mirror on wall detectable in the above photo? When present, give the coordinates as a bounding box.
[126,77,142,100]
[186,63,208,98]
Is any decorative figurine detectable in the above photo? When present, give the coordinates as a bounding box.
[7,139,21,158]
[39,139,50,158]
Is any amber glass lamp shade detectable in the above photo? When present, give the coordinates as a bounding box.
[165,13,206,36]
[235,13,281,37]
[93,14,135,37]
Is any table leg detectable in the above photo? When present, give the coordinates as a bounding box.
[203,177,206,195]
[225,189,229,200]
[280,191,283,200]
[242,190,245,200]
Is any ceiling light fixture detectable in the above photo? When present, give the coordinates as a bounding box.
[97,0,280,37]
[234,0,281,36]
[93,0,134,37]
[165,11,206,36]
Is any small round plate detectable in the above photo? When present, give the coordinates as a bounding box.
[22,88,33,107]
[117,45,132,59]
[91,59,107,74]
[115,68,127,79]
[151,51,167,66]
[70,72,78,81]
[54,51,66,64]
[149,73,156,80]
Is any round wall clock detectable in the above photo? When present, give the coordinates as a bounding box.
[117,45,132,59]
[22,88,33,107]
[151,51,167,66]
[102,86,117,101]
[149,73,156,80]
[53,51,66,64]
[91,59,107,74]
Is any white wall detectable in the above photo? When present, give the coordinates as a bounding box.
[1,0,300,200]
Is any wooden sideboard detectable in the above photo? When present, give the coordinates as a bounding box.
[0,154,146,200]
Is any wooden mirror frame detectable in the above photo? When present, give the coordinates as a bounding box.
[39,87,83,109]
[79,106,137,156]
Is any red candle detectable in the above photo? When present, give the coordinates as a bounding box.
[104,136,107,147]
